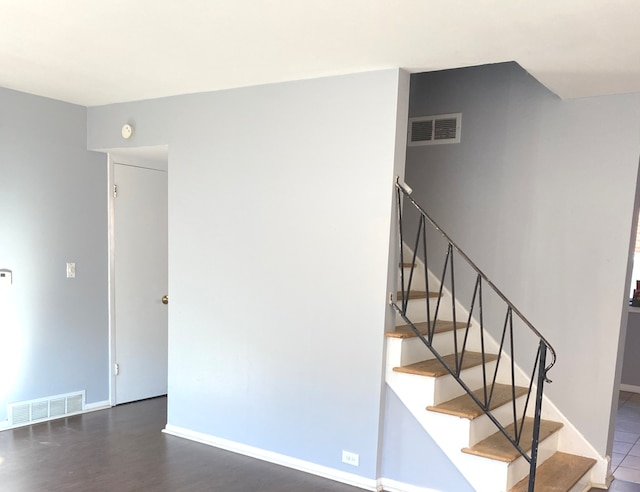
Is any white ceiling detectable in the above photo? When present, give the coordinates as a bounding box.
[2,0,640,106]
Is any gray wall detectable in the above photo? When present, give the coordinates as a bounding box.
[88,70,415,481]
[0,87,108,422]
[406,62,640,456]
[380,388,474,490]
[622,311,640,387]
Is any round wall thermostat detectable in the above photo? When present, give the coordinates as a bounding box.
[121,124,134,139]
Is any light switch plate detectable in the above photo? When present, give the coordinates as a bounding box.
[66,262,76,278]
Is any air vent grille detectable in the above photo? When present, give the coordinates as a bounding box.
[67,394,83,413]
[11,404,30,426]
[32,401,49,421]
[408,113,462,146]
[7,391,85,428]
[411,120,433,142]
[50,398,66,417]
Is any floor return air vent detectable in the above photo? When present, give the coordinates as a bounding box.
[7,391,85,428]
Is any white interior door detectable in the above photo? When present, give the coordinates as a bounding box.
[113,163,168,404]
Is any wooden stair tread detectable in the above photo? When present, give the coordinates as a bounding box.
[396,290,440,301]
[400,262,415,268]
[393,352,498,377]
[462,417,563,462]
[427,384,529,419]
[509,452,596,492]
[386,321,466,338]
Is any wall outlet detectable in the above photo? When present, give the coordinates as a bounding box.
[341,450,359,467]
[0,270,12,286]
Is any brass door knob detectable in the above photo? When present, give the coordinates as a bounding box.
[162,295,169,305]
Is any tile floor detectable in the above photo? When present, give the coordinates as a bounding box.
[612,391,640,484]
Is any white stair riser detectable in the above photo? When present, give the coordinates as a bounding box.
[397,276,428,293]
[398,264,428,291]
[387,370,437,408]
[396,326,486,366]
[467,394,529,446]
[450,325,483,353]
[493,357,534,389]
[433,361,498,405]
[388,360,501,408]
[399,264,453,298]
[398,331,466,366]
[506,431,559,489]
[385,337,405,369]
[387,337,494,407]
[394,297,453,325]
[416,410,473,451]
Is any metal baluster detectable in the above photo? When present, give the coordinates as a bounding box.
[528,342,547,492]
[507,308,519,443]
[478,277,488,407]
[459,275,480,376]
[433,244,450,336]
[488,308,510,405]
[520,345,541,437]
[448,244,459,374]
[421,216,432,341]
[404,216,422,314]
[396,187,406,314]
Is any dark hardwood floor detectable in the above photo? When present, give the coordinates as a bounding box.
[0,397,365,491]
[5,397,637,491]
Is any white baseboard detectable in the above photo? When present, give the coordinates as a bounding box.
[378,477,449,492]
[620,384,640,394]
[85,400,111,411]
[163,424,377,491]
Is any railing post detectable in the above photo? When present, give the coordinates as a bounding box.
[528,341,547,492]
[396,186,406,313]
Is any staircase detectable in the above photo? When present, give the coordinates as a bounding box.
[386,179,598,492]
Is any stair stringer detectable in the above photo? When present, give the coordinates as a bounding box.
[391,246,609,488]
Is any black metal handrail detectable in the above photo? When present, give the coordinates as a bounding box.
[391,178,556,492]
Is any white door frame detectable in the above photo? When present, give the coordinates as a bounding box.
[108,154,116,405]
[107,147,169,406]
